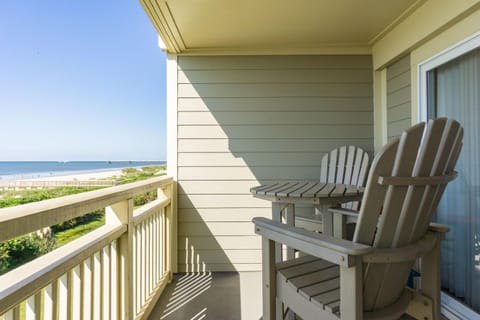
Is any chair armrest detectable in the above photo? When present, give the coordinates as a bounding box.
[327,207,359,217]
[428,222,449,233]
[253,217,372,267]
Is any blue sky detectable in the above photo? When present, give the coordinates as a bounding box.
[0,1,166,161]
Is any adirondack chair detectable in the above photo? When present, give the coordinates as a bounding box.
[296,146,369,237]
[320,145,369,211]
[253,118,463,320]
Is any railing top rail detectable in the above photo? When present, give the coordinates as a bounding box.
[0,175,173,242]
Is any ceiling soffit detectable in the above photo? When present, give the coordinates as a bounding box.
[140,0,423,55]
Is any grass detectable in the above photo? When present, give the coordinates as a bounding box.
[55,214,106,247]
[0,187,100,209]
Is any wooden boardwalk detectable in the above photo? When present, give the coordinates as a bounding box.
[0,180,116,190]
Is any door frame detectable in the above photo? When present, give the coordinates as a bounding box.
[417,31,480,320]
[418,32,480,122]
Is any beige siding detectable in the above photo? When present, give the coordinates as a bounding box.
[386,54,411,141]
[177,55,374,272]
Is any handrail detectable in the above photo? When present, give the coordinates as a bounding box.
[0,175,175,320]
[0,175,173,242]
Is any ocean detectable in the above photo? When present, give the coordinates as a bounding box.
[0,161,166,180]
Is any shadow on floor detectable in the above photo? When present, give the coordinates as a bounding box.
[149,272,262,320]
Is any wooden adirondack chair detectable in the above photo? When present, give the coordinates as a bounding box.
[320,145,369,211]
[296,146,369,237]
[253,118,463,320]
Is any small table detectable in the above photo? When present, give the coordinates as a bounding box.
[251,181,364,260]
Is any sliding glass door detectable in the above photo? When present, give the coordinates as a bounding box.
[426,47,480,316]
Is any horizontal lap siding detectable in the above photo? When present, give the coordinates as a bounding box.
[387,54,412,141]
[177,55,374,272]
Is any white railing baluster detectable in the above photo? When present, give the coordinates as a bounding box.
[136,226,142,313]
[166,204,171,277]
[1,310,13,320]
[110,241,117,320]
[93,252,101,320]
[154,212,159,286]
[82,258,92,320]
[134,226,139,314]
[148,216,152,296]
[102,245,110,320]
[145,217,149,299]
[58,274,68,320]
[141,222,146,307]
[132,227,139,315]
[152,214,156,289]
[44,283,54,320]
[25,295,35,320]
[161,208,166,275]
[71,266,81,320]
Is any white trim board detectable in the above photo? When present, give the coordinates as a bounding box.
[417,32,480,122]
[441,292,480,320]
[166,53,178,272]
[166,53,178,180]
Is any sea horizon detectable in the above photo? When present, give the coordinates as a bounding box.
[0,160,166,180]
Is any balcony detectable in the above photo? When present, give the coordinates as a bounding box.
[0,176,179,319]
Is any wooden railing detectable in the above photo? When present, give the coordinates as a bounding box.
[0,176,175,320]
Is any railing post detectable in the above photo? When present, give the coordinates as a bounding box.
[106,199,134,320]
[159,183,175,281]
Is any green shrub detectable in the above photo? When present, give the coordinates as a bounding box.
[134,191,157,207]
[0,233,56,275]
[51,210,105,233]
[121,167,138,175]
[0,187,98,209]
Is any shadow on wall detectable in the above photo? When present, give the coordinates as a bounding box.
[174,55,375,319]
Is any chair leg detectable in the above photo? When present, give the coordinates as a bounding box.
[340,257,363,320]
[321,207,334,236]
[262,237,277,320]
[421,238,442,320]
[333,213,347,239]
[285,204,296,260]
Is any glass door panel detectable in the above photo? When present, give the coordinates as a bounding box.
[427,47,480,313]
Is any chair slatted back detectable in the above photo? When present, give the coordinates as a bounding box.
[320,146,369,210]
[353,118,463,311]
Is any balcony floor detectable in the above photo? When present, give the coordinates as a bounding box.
[149,272,262,320]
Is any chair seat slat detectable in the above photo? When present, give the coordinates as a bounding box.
[294,182,321,197]
[301,182,327,197]
[287,265,337,289]
[330,184,346,198]
[264,182,299,196]
[299,278,340,302]
[279,259,333,280]
[276,182,311,197]
[311,288,340,310]
[251,182,290,195]
[316,183,336,197]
